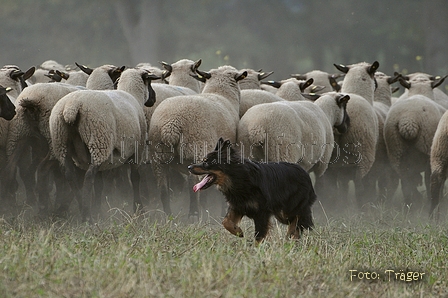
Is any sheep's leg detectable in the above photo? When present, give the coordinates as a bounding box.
[53,166,74,216]
[154,164,172,215]
[222,208,244,237]
[81,164,98,222]
[35,153,57,216]
[130,164,144,213]
[188,174,200,217]
[429,169,445,221]
[91,171,103,218]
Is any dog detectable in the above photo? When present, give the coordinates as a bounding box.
[188,138,317,243]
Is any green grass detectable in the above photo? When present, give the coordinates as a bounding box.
[0,202,447,298]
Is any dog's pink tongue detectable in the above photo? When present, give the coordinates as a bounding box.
[193,175,211,192]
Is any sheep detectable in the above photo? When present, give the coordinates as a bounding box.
[75,62,125,90]
[160,59,203,92]
[397,72,448,108]
[384,74,446,207]
[136,63,167,84]
[291,70,343,94]
[363,72,401,202]
[429,108,448,219]
[0,65,36,98]
[46,69,89,87]
[317,61,379,206]
[238,68,284,118]
[3,82,84,215]
[237,92,350,179]
[28,60,65,84]
[148,65,247,216]
[49,68,159,221]
[263,78,317,101]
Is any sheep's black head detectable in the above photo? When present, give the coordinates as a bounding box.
[334,94,350,134]
[143,72,161,107]
[0,86,16,120]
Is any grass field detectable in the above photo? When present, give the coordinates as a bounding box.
[0,196,447,297]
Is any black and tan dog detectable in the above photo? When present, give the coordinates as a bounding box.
[188,138,316,243]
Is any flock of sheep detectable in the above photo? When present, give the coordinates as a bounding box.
[0,58,447,222]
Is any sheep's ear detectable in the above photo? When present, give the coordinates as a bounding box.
[391,87,400,94]
[302,93,320,101]
[10,69,24,81]
[57,70,70,80]
[291,74,307,80]
[387,73,401,85]
[431,75,448,89]
[23,66,35,80]
[329,76,341,92]
[368,61,380,75]
[262,80,281,89]
[5,87,13,93]
[310,85,325,93]
[334,64,349,74]
[75,62,93,75]
[192,59,202,72]
[398,77,411,89]
[299,78,314,92]
[215,138,225,151]
[160,61,172,73]
[258,71,273,81]
[143,73,161,81]
[336,94,350,107]
[235,71,247,82]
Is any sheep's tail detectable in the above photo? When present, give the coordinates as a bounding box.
[160,122,182,146]
[247,125,267,146]
[62,100,82,124]
[398,117,419,140]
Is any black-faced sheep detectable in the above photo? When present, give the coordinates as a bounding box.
[384,74,446,207]
[237,92,350,179]
[319,61,379,206]
[160,59,203,92]
[49,68,159,221]
[76,63,125,90]
[238,68,284,118]
[3,83,84,215]
[148,65,247,216]
[291,70,343,94]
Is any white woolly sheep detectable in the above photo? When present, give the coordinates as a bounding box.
[75,62,126,90]
[3,82,84,215]
[429,107,448,219]
[28,60,65,84]
[318,61,379,206]
[263,78,317,101]
[238,68,284,118]
[49,68,159,221]
[0,65,35,98]
[291,70,343,94]
[237,92,350,179]
[363,71,401,201]
[384,74,447,207]
[160,59,203,92]
[47,69,89,87]
[148,65,247,216]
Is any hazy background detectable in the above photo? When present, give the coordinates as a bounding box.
[1,0,447,87]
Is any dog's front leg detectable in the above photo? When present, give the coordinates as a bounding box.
[222,208,244,237]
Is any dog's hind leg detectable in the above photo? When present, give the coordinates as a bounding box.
[287,216,301,240]
[222,208,244,237]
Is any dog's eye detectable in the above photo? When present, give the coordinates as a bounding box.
[202,158,208,162]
